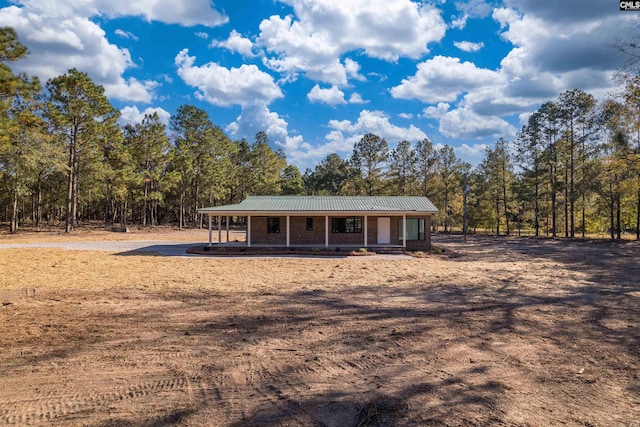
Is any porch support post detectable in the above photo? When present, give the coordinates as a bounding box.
[286,215,290,248]
[325,215,329,248]
[218,216,222,245]
[247,215,251,247]
[364,215,368,248]
[208,214,212,247]
[402,214,407,248]
[226,216,230,243]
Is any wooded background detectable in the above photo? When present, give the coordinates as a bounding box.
[2,27,639,239]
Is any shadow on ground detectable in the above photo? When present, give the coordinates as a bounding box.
[2,236,639,426]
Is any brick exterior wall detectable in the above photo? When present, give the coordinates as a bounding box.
[328,216,366,246]
[250,216,286,245]
[289,216,325,245]
[249,214,432,250]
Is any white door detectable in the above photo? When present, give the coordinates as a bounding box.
[377,217,391,244]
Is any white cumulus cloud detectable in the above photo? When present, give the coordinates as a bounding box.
[391,56,499,103]
[211,30,255,57]
[257,0,446,85]
[175,49,283,107]
[307,85,346,106]
[226,102,316,167]
[119,106,171,126]
[454,41,485,52]
[348,93,367,104]
[438,107,517,139]
[0,6,156,102]
[94,0,228,27]
[326,110,428,151]
[0,0,227,103]
[115,29,139,41]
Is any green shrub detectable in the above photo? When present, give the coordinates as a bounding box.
[358,247,368,253]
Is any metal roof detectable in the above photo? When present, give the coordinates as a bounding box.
[198,196,439,214]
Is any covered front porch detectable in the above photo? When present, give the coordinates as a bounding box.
[198,196,437,252]
[204,214,410,250]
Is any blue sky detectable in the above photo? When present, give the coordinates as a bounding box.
[0,0,632,170]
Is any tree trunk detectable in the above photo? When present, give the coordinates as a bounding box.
[564,162,569,238]
[534,178,540,237]
[35,175,42,227]
[193,174,200,228]
[179,187,185,229]
[495,197,500,236]
[502,162,509,236]
[616,193,622,240]
[637,179,640,240]
[570,146,575,238]
[104,184,111,225]
[10,191,18,234]
[111,199,117,226]
[72,160,79,229]
[443,188,449,233]
[582,190,586,239]
[152,196,157,226]
[122,198,128,228]
[551,178,557,237]
[142,181,148,227]
[65,143,75,233]
[609,182,615,240]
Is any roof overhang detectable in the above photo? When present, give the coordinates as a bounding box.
[198,196,439,216]
[198,209,435,216]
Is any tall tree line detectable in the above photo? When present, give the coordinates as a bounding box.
[3,26,640,238]
[0,28,296,232]
[303,86,640,239]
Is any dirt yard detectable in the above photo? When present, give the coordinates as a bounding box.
[0,230,638,426]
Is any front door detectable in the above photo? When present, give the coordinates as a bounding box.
[377,217,391,244]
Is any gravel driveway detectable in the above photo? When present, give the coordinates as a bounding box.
[0,240,412,258]
[0,240,202,256]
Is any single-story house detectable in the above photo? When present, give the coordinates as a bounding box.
[198,195,439,252]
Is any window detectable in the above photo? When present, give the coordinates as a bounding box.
[306,217,313,231]
[398,218,425,240]
[332,217,362,233]
[267,217,280,233]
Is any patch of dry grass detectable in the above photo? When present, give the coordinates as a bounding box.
[0,224,241,244]
[0,247,428,294]
[0,234,638,426]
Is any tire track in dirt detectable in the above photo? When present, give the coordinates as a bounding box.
[0,376,190,424]
[186,345,402,422]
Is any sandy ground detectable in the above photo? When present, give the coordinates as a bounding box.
[0,230,638,426]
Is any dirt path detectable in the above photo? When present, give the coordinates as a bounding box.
[0,235,638,426]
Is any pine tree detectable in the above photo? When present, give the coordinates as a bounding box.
[169,105,225,227]
[45,68,119,232]
[415,138,437,198]
[280,164,305,195]
[249,131,286,195]
[0,27,46,233]
[388,140,418,195]
[305,153,356,195]
[432,145,463,233]
[124,113,171,226]
[351,133,389,196]
[558,89,596,237]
